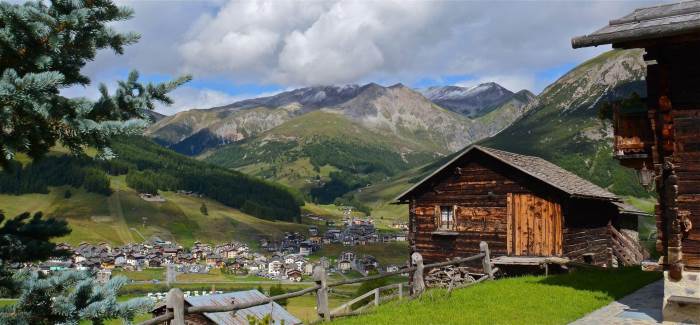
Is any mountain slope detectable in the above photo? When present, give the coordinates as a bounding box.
[420,83,531,118]
[201,83,533,203]
[147,83,533,156]
[483,49,649,196]
[349,49,652,224]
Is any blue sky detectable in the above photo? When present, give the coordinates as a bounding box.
[69,0,654,115]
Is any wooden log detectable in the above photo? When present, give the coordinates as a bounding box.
[480,241,493,278]
[166,288,185,325]
[411,252,425,297]
[313,265,330,322]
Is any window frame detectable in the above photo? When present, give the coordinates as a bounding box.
[437,205,456,231]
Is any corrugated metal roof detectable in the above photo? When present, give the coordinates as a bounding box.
[396,145,618,202]
[572,1,700,48]
[185,290,302,325]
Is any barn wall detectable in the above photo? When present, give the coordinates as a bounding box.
[408,150,620,267]
[674,108,700,270]
[656,45,700,270]
[563,227,610,265]
[411,151,573,264]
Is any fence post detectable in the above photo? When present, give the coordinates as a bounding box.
[398,282,403,300]
[313,265,330,321]
[411,252,425,297]
[166,288,185,325]
[374,289,380,306]
[480,241,493,279]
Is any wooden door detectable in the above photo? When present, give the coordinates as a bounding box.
[507,193,563,256]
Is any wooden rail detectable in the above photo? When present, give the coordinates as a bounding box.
[137,241,493,325]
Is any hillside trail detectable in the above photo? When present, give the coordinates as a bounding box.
[107,183,135,244]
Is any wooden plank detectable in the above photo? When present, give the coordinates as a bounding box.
[506,193,513,255]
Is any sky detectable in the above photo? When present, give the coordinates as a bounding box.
[61,0,658,115]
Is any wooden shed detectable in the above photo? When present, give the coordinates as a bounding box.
[572,1,700,320]
[396,146,646,268]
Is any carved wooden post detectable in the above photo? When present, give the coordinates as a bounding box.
[166,288,185,325]
[411,252,425,297]
[313,265,329,321]
[480,241,493,279]
[398,282,403,300]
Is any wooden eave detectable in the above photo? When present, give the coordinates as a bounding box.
[572,1,700,49]
[394,145,619,203]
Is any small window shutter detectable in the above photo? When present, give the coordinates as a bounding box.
[434,205,440,230]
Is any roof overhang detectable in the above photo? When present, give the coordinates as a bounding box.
[572,1,700,49]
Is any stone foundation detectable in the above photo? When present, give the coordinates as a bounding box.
[663,270,700,324]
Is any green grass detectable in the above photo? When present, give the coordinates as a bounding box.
[312,242,409,266]
[0,174,308,247]
[331,267,661,325]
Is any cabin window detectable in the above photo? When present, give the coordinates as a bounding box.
[438,206,455,230]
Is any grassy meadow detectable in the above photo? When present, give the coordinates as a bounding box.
[0,175,308,247]
[331,267,661,325]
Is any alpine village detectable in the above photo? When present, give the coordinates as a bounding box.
[1,1,700,324]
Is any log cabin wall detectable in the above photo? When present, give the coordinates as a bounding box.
[409,150,614,265]
[666,43,700,271]
[647,42,700,271]
[562,199,618,265]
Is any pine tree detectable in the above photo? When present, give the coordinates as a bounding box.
[1,270,152,325]
[0,211,71,295]
[0,0,190,168]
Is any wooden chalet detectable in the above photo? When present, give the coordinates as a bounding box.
[572,1,700,320]
[396,145,646,269]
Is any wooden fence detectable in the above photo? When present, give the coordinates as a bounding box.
[138,241,494,325]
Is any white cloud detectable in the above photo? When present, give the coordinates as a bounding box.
[173,0,643,91]
[156,87,242,115]
[67,0,651,101]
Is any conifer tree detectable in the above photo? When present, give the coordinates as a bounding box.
[1,270,152,325]
[0,0,190,168]
[0,211,71,294]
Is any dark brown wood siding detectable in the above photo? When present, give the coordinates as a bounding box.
[674,108,700,269]
[408,150,614,266]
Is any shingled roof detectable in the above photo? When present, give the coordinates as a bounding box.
[396,145,618,202]
[572,1,700,48]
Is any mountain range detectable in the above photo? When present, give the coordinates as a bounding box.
[420,83,534,118]
[147,49,650,209]
[146,81,534,203]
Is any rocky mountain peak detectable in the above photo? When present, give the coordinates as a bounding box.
[419,82,527,118]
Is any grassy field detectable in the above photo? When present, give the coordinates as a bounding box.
[331,267,661,325]
[0,175,308,247]
[311,242,409,266]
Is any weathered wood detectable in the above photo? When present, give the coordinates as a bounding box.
[313,265,330,322]
[166,288,185,325]
[480,241,493,278]
[411,252,425,297]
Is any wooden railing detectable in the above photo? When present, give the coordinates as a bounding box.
[138,241,494,325]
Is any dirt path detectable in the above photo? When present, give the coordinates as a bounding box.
[107,183,135,244]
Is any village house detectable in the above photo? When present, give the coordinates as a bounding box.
[337,259,352,272]
[287,269,303,282]
[572,3,700,321]
[397,145,647,268]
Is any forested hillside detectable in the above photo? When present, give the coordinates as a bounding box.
[0,137,302,222]
[484,49,651,197]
